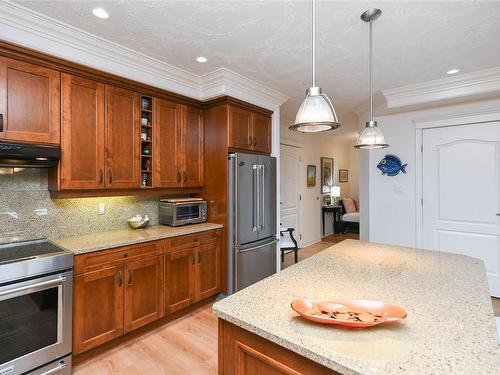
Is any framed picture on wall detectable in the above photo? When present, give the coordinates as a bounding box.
[339,169,349,183]
[306,165,316,187]
[321,157,334,194]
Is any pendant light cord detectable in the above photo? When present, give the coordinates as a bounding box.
[312,0,316,87]
[369,18,374,122]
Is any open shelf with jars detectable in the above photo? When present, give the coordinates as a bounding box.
[140,95,154,188]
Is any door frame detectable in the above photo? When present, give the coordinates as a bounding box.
[279,139,304,249]
[414,109,500,248]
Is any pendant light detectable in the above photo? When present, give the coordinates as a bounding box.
[289,0,340,133]
[354,9,389,149]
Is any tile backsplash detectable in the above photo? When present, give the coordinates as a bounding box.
[0,168,161,243]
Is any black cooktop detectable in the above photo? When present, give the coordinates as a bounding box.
[0,239,67,264]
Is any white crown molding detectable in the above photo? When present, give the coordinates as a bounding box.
[382,66,500,109]
[0,1,288,110]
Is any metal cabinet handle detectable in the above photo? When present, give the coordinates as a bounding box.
[253,137,257,147]
[109,169,113,184]
[99,169,104,184]
[497,213,500,216]
[177,171,181,183]
[38,361,67,375]
[0,114,3,132]
[183,171,187,183]
[128,270,133,284]
[197,250,201,263]
[249,136,253,147]
[191,253,195,265]
[117,271,123,287]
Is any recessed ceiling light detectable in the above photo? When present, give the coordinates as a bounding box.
[446,69,459,75]
[92,8,109,19]
[196,56,208,63]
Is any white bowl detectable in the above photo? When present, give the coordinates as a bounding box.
[128,218,150,229]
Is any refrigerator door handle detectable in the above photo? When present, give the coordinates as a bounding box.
[260,164,265,231]
[237,238,279,253]
[253,164,260,232]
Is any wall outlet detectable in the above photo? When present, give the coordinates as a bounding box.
[97,203,106,215]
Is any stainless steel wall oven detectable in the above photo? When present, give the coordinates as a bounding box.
[0,239,73,375]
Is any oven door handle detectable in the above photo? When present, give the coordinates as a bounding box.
[38,360,67,375]
[0,275,66,297]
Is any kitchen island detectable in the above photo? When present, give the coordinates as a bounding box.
[213,240,500,374]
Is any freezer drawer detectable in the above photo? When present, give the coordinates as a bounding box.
[236,240,277,292]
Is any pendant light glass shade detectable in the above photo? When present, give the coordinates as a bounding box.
[354,9,389,150]
[289,87,341,132]
[354,121,388,149]
[290,0,340,133]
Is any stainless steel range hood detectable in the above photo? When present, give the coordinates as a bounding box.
[0,141,60,168]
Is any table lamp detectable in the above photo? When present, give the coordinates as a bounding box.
[331,186,341,205]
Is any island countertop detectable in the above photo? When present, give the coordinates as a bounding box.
[52,223,222,254]
[213,240,500,374]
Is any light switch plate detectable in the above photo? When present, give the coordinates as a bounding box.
[98,203,106,215]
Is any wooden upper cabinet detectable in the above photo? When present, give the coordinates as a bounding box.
[252,113,272,154]
[228,105,252,150]
[105,85,140,189]
[60,74,105,189]
[73,265,124,355]
[0,57,60,144]
[154,98,181,188]
[195,239,220,301]
[181,106,204,187]
[227,105,272,154]
[124,256,164,332]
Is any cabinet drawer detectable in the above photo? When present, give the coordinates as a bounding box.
[168,230,221,249]
[75,241,160,274]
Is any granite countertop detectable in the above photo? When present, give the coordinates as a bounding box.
[213,240,500,374]
[53,223,222,254]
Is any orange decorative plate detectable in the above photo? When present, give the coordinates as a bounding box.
[291,298,407,328]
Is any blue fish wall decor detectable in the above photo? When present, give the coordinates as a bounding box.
[377,154,407,176]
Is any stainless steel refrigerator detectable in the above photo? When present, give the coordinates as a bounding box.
[228,152,277,294]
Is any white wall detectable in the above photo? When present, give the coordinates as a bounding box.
[280,120,359,246]
[361,98,500,248]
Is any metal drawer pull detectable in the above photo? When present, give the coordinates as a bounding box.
[39,361,66,375]
[0,275,65,297]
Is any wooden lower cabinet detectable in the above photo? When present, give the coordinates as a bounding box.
[196,239,221,300]
[73,230,222,356]
[124,256,164,332]
[73,266,124,355]
[219,320,337,375]
[165,245,195,313]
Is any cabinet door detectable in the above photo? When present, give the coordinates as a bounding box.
[252,113,272,154]
[181,105,204,187]
[228,105,252,151]
[0,57,60,144]
[165,246,195,313]
[60,74,105,189]
[154,98,181,187]
[124,256,164,332]
[105,85,140,188]
[73,266,124,355]
[195,239,220,301]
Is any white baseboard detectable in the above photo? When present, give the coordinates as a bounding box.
[301,238,322,248]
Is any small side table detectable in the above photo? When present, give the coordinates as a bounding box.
[321,205,344,235]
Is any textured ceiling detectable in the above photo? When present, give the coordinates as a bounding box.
[13,0,500,138]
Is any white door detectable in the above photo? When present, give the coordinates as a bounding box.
[280,144,302,247]
[422,122,500,297]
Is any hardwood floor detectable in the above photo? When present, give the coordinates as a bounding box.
[74,232,499,374]
[73,304,217,375]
